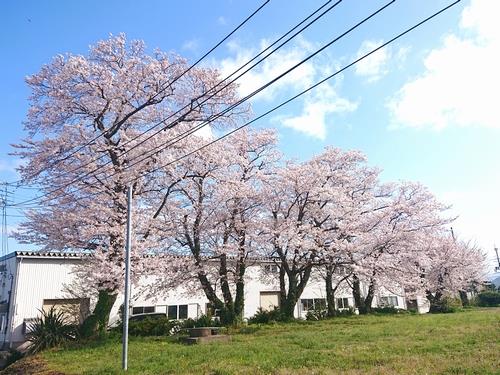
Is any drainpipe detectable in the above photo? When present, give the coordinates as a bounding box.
[8,257,21,349]
[1,272,14,350]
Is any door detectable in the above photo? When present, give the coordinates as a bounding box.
[260,292,280,311]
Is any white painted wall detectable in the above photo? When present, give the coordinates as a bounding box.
[7,257,83,346]
[2,254,414,347]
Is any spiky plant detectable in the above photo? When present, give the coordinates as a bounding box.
[26,307,78,354]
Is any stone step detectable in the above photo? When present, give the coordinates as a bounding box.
[181,335,231,345]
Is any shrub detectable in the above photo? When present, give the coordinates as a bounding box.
[372,306,409,315]
[308,308,356,320]
[247,308,289,324]
[305,307,328,321]
[127,316,180,336]
[182,314,221,329]
[234,325,260,335]
[26,307,78,354]
[429,297,462,314]
[334,308,356,317]
[476,291,500,307]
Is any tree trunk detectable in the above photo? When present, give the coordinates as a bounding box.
[281,273,298,319]
[279,265,312,319]
[426,290,444,313]
[352,274,364,313]
[80,289,117,338]
[325,266,336,317]
[197,271,225,314]
[279,265,287,308]
[459,290,469,307]
[234,257,246,320]
[363,278,376,314]
[218,254,235,323]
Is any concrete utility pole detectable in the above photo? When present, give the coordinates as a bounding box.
[494,246,500,272]
[122,185,133,371]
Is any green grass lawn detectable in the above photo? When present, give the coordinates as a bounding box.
[15,308,500,374]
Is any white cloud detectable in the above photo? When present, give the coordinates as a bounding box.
[192,123,213,140]
[278,83,358,140]
[214,37,356,139]
[388,0,500,130]
[182,39,200,53]
[0,158,21,175]
[217,37,316,103]
[354,40,391,82]
[217,16,227,26]
[395,46,411,67]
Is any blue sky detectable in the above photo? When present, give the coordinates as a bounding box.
[1,0,499,269]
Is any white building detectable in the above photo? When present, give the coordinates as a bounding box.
[0,251,429,349]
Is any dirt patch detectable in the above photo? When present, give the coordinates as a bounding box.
[0,356,65,375]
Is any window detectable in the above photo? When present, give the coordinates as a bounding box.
[167,305,188,320]
[314,299,326,310]
[300,298,326,312]
[167,305,178,319]
[179,305,188,320]
[336,298,349,309]
[264,264,279,273]
[379,296,398,307]
[132,306,155,315]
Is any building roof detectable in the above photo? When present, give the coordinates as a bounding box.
[0,250,91,262]
[0,250,277,264]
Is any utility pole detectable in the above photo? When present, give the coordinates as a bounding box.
[494,246,500,272]
[122,185,133,371]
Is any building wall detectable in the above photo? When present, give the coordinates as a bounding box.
[8,257,83,346]
[122,264,361,320]
[2,255,416,347]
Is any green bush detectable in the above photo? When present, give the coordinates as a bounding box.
[372,306,409,315]
[182,314,221,329]
[476,291,500,307]
[306,307,356,321]
[305,307,328,321]
[128,316,180,336]
[26,307,78,354]
[247,308,289,324]
[429,297,462,314]
[334,308,356,317]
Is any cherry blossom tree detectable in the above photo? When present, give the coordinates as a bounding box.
[416,234,485,311]
[349,182,452,313]
[141,128,279,324]
[261,148,375,318]
[306,148,381,316]
[14,33,243,335]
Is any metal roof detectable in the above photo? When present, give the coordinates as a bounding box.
[0,250,275,263]
[0,250,92,262]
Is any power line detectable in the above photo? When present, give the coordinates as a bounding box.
[120,0,464,186]
[9,0,462,212]
[4,0,270,187]
[107,0,394,175]
[13,0,343,203]
[1,183,10,257]
[12,0,391,208]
